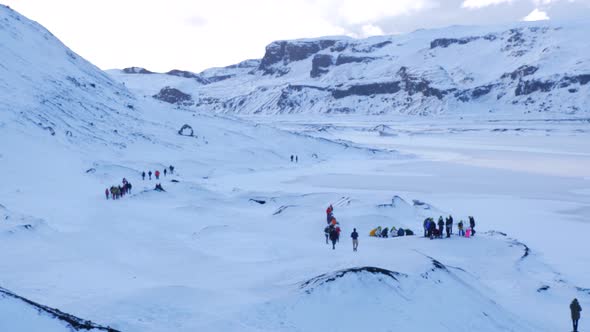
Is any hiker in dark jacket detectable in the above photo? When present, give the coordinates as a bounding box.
[469,216,476,236]
[381,227,389,238]
[571,298,582,332]
[437,217,444,239]
[169,165,174,174]
[351,228,359,251]
[329,226,339,250]
[141,171,145,180]
[164,168,167,176]
[428,219,435,239]
[423,218,429,237]
[148,171,152,180]
[445,216,453,238]
[397,228,405,237]
[324,226,330,244]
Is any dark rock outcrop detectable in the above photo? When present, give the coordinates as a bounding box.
[122,67,153,74]
[335,55,377,66]
[259,40,338,75]
[332,82,401,99]
[301,266,405,294]
[153,87,193,105]
[178,124,194,136]
[0,287,119,332]
[515,80,554,96]
[310,54,334,78]
[166,70,209,84]
[501,65,538,80]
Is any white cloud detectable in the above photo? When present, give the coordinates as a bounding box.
[523,8,551,20]
[360,24,385,37]
[461,0,513,9]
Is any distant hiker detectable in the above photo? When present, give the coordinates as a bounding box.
[390,226,397,237]
[397,228,405,237]
[295,155,298,163]
[324,226,330,244]
[164,168,167,176]
[148,171,152,180]
[290,155,294,162]
[437,217,444,239]
[381,227,389,238]
[122,178,128,185]
[126,182,132,194]
[405,229,414,236]
[429,220,436,239]
[155,183,165,192]
[469,216,476,236]
[169,165,174,174]
[105,188,109,200]
[458,220,465,236]
[329,226,339,250]
[571,298,582,332]
[118,185,124,197]
[326,205,334,224]
[445,216,453,238]
[351,228,359,251]
[369,227,378,237]
[448,215,454,234]
[335,224,341,242]
[423,218,429,237]
[155,170,160,180]
[142,171,146,180]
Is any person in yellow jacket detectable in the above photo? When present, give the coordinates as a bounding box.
[369,226,382,237]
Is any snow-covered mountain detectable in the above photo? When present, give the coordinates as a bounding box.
[0,4,140,146]
[109,21,590,116]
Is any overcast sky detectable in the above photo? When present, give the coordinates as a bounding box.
[4,0,589,72]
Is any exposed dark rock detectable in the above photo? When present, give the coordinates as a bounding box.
[178,124,194,136]
[397,67,452,100]
[537,285,550,292]
[332,81,401,99]
[430,36,479,49]
[455,84,496,102]
[259,39,338,75]
[225,59,260,69]
[122,67,154,74]
[310,54,334,78]
[249,199,266,205]
[515,80,554,96]
[0,287,119,332]
[301,266,405,294]
[206,74,234,83]
[326,107,355,114]
[166,70,209,84]
[153,87,193,105]
[335,55,377,66]
[501,65,538,80]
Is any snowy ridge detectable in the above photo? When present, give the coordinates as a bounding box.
[110,20,590,117]
[0,4,139,146]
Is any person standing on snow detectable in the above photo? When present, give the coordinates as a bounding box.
[423,218,429,237]
[290,155,294,162]
[148,171,152,180]
[169,165,174,174]
[458,220,465,236]
[164,168,167,176]
[445,216,452,238]
[469,216,476,236]
[329,226,339,250]
[571,298,582,332]
[351,228,359,251]
[324,226,331,244]
[155,170,160,180]
[142,171,146,180]
[437,216,445,239]
[105,188,109,200]
[295,155,298,163]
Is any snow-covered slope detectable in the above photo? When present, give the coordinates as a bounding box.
[0,4,139,146]
[109,21,590,117]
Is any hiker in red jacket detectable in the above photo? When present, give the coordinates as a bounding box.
[155,170,160,180]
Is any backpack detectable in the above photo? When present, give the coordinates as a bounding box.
[397,228,405,236]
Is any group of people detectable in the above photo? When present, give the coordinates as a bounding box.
[423,215,476,239]
[324,205,342,250]
[369,226,414,238]
[105,178,132,200]
[290,155,299,163]
[142,165,175,181]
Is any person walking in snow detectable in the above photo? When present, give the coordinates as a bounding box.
[429,219,436,239]
[169,165,174,174]
[571,298,582,332]
[423,218,429,237]
[164,168,167,176]
[148,171,152,180]
[142,171,146,180]
[295,155,298,163]
[437,216,445,239]
[469,216,476,236]
[126,182,132,194]
[105,188,109,200]
[329,226,339,250]
[155,170,160,180]
[290,155,294,162]
[326,205,334,224]
[351,228,359,251]
[324,226,331,244]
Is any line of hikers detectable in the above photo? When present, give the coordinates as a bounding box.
[290,155,299,163]
[105,178,132,200]
[324,205,341,250]
[423,215,476,239]
[369,226,414,238]
[142,165,175,181]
